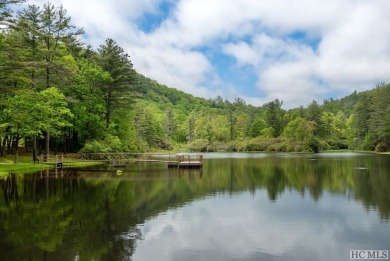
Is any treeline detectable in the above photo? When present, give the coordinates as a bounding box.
[0,1,137,162]
[1,1,390,162]
[135,74,390,153]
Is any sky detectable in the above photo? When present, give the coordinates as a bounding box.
[22,0,390,108]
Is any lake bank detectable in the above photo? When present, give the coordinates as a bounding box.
[0,154,104,177]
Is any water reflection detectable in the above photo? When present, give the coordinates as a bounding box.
[134,191,390,261]
[0,153,389,261]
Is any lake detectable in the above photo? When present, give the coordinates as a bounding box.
[1,152,390,261]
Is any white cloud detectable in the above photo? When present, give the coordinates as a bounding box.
[219,1,390,107]
[317,2,390,89]
[150,0,254,48]
[128,43,218,98]
[223,42,258,66]
[223,33,321,107]
[259,62,326,108]
[21,0,390,108]
[132,190,383,261]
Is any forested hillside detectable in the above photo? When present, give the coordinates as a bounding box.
[1,1,390,162]
[135,74,390,153]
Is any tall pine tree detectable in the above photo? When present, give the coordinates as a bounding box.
[97,38,136,127]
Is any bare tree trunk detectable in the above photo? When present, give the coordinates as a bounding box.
[32,134,38,163]
[44,131,50,162]
[7,134,12,154]
[13,128,20,164]
[46,67,50,89]
[14,142,19,164]
[1,136,7,157]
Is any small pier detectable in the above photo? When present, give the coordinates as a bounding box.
[79,153,203,169]
[167,155,203,169]
[40,154,67,169]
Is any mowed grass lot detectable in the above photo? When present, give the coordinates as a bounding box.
[0,154,103,177]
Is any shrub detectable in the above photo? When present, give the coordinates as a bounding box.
[187,139,209,152]
[104,135,123,152]
[305,137,320,153]
[375,141,389,152]
[79,135,123,153]
[226,141,237,152]
[293,144,307,152]
[327,139,349,150]
[158,140,173,150]
[268,142,287,152]
[79,140,109,153]
[208,141,229,152]
[235,140,249,152]
[361,135,376,151]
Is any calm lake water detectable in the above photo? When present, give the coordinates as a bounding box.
[1,152,390,261]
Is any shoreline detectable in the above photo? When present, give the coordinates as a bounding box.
[0,154,105,177]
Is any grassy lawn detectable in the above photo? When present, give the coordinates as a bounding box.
[0,163,52,177]
[0,154,104,177]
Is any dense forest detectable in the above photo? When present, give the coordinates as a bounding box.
[1,1,390,162]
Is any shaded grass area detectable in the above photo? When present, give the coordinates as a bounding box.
[0,163,52,177]
[0,154,104,177]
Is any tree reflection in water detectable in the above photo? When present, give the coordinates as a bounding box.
[0,153,389,260]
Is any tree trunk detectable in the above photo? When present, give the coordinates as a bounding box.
[63,135,67,154]
[14,141,19,164]
[1,136,7,157]
[13,128,20,164]
[7,134,11,153]
[46,67,50,89]
[106,107,111,129]
[72,129,79,152]
[32,134,38,163]
[105,90,112,128]
[44,131,50,162]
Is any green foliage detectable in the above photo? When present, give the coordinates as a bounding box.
[260,127,275,138]
[247,117,266,137]
[375,142,389,152]
[234,137,312,152]
[134,102,163,149]
[97,38,136,126]
[79,135,123,153]
[5,87,72,137]
[264,99,284,137]
[39,3,83,89]
[348,84,390,150]
[38,87,73,134]
[110,109,137,151]
[0,0,26,26]
[306,100,326,138]
[2,1,390,154]
[282,117,307,141]
[187,139,209,152]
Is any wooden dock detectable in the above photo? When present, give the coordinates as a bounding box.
[79,153,203,169]
[167,155,203,169]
